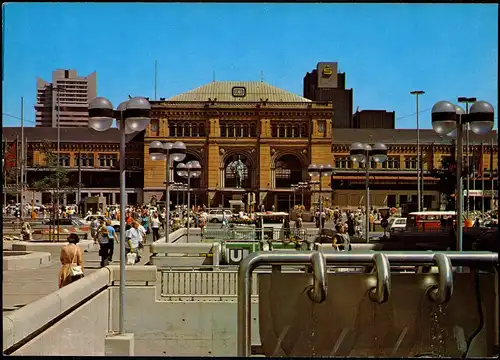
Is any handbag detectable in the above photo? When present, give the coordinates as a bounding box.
[70,245,84,277]
[127,251,137,265]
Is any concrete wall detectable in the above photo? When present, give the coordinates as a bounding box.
[3,264,256,357]
[12,291,109,355]
[106,265,258,356]
[109,287,259,356]
[3,268,111,355]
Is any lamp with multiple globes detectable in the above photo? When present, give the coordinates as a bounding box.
[149,140,187,236]
[87,95,151,336]
[307,164,333,231]
[431,99,494,253]
[349,141,388,243]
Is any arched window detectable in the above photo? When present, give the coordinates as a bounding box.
[300,124,307,137]
[199,123,205,137]
[250,123,256,137]
[271,124,277,137]
[275,154,303,188]
[279,125,285,137]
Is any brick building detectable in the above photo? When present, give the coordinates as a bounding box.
[2,127,144,206]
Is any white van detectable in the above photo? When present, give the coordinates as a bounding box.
[389,217,407,232]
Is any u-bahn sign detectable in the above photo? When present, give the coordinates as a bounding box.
[224,242,258,265]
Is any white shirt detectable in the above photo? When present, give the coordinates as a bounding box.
[151,218,161,228]
[138,224,146,237]
[126,227,143,249]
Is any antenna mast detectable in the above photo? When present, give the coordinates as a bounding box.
[154,60,158,101]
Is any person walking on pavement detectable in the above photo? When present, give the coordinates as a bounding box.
[151,213,161,242]
[59,233,84,288]
[105,220,118,263]
[140,212,150,244]
[90,217,99,244]
[221,211,229,229]
[97,220,111,267]
[125,221,143,264]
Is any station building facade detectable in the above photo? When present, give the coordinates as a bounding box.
[143,80,498,211]
[3,81,498,212]
[143,81,333,211]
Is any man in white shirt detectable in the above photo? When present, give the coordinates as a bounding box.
[125,221,143,264]
[150,213,161,242]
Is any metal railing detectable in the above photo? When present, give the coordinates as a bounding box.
[160,266,258,298]
[203,227,312,242]
[159,264,366,299]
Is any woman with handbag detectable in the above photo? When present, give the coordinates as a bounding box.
[58,233,84,288]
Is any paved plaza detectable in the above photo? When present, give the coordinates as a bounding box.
[2,239,151,312]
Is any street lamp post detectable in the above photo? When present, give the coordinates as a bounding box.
[88,96,151,335]
[291,184,297,207]
[411,90,425,211]
[309,180,319,207]
[149,141,186,241]
[458,97,477,218]
[349,142,388,242]
[298,182,308,206]
[176,161,202,243]
[51,85,65,242]
[431,99,494,251]
[307,165,333,232]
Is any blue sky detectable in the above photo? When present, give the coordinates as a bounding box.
[2,2,498,128]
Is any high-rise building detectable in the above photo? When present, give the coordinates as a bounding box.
[303,62,354,128]
[35,69,97,128]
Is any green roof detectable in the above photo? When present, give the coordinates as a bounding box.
[167,81,312,103]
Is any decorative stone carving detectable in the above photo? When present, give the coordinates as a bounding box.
[302,149,307,154]
[271,149,276,155]
[220,148,225,155]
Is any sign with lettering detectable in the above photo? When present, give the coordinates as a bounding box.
[232,86,246,98]
[227,248,250,265]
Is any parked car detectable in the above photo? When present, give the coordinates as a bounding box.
[208,209,233,223]
[389,217,407,232]
[37,217,90,239]
[80,214,120,231]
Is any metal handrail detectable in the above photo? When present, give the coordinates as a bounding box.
[428,253,453,304]
[307,251,327,303]
[236,250,498,357]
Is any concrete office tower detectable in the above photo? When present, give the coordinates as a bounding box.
[303,62,354,128]
[35,69,97,128]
